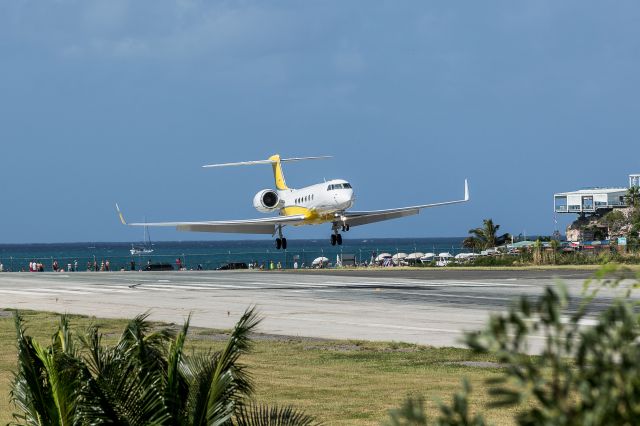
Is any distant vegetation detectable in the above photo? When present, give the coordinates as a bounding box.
[462,219,511,250]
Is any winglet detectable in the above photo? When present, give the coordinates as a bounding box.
[115,203,127,225]
[464,179,469,201]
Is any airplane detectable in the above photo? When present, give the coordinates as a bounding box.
[116,154,469,250]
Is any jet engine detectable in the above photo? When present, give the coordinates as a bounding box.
[253,189,282,213]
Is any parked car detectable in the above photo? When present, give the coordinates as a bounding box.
[144,263,174,271]
[216,262,249,270]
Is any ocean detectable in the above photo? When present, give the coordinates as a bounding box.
[0,238,466,272]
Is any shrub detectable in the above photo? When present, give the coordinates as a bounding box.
[386,265,640,425]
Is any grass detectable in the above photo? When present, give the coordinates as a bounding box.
[0,309,520,425]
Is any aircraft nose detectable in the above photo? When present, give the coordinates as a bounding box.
[343,190,354,205]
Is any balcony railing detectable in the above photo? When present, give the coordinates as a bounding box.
[556,202,628,213]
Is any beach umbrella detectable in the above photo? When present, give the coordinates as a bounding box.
[405,252,425,260]
[455,253,475,260]
[391,253,408,265]
[312,256,329,266]
[375,253,392,262]
[420,253,436,263]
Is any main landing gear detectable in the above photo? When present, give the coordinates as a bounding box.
[275,237,287,250]
[275,225,287,250]
[330,223,350,246]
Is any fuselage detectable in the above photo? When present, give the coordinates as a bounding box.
[275,179,355,224]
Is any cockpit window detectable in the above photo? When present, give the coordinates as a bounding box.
[328,183,351,190]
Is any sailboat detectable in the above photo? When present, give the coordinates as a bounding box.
[130,220,154,256]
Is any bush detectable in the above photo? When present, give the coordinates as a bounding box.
[9,308,316,425]
[386,265,640,425]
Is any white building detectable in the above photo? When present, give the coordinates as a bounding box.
[554,174,638,215]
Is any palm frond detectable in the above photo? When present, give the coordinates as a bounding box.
[10,311,57,425]
[184,352,231,425]
[78,359,169,425]
[32,340,81,425]
[165,314,192,422]
[117,312,173,373]
[235,404,320,426]
[185,307,261,425]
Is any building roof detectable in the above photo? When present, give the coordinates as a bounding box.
[554,187,627,196]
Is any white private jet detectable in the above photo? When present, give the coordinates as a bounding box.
[116,154,469,250]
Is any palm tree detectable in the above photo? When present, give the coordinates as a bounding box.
[463,219,511,250]
[10,309,317,425]
[625,186,640,208]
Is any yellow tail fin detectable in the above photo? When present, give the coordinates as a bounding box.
[269,154,289,190]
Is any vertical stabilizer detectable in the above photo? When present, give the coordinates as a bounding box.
[269,154,289,190]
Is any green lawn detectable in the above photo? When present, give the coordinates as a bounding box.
[0,309,519,425]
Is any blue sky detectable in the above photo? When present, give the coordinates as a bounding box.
[1,1,639,243]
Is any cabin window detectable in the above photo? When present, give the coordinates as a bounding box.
[344,183,352,188]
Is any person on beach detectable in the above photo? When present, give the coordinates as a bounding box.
[176,258,182,271]
[53,260,59,272]
[67,262,72,272]
[105,260,110,271]
[74,260,78,272]
[0,262,4,272]
[130,260,136,271]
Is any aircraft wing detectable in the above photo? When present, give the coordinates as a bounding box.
[116,204,306,235]
[344,179,469,227]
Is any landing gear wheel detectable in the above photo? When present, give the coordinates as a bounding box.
[336,234,343,245]
[281,238,287,250]
[345,224,350,232]
[331,234,337,246]
[276,238,282,250]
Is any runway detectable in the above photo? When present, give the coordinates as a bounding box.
[0,269,625,347]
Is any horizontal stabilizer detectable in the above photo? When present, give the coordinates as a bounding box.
[203,155,332,168]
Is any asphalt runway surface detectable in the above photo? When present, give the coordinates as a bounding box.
[0,269,630,348]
